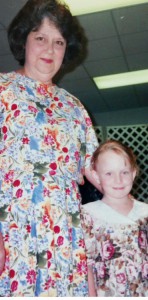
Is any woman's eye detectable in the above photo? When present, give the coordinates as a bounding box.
[56,40,65,46]
[36,36,44,41]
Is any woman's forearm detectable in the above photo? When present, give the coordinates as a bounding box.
[0,232,5,275]
[88,265,97,297]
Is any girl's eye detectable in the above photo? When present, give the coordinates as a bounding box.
[106,172,111,176]
[123,171,129,175]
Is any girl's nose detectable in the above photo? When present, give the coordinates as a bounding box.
[115,173,122,183]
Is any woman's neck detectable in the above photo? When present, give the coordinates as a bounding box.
[16,68,53,85]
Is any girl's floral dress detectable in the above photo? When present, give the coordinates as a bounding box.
[82,199,148,297]
[0,72,98,297]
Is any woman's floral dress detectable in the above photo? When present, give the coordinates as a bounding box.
[0,72,98,297]
[82,199,148,297]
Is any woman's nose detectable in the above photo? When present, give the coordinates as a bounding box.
[46,41,54,53]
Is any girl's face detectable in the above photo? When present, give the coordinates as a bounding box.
[93,150,136,200]
[24,17,66,83]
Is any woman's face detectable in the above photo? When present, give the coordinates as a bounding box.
[24,17,66,83]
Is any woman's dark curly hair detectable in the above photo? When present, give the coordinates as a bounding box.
[8,0,87,67]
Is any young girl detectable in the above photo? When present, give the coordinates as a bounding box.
[81,140,148,297]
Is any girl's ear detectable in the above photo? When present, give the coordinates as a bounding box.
[92,169,101,184]
[132,169,137,181]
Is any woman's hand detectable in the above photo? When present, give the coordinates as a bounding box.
[0,232,5,275]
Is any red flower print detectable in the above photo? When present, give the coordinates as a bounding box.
[54,96,59,101]
[101,241,115,260]
[26,225,31,233]
[22,137,30,144]
[79,239,85,248]
[3,134,7,141]
[49,170,56,176]
[43,188,50,197]
[16,189,23,198]
[37,85,48,95]
[26,270,36,284]
[77,261,87,275]
[65,188,70,195]
[54,225,60,234]
[58,102,63,108]
[46,108,52,115]
[19,85,26,91]
[42,214,49,224]
[47,250,52,260]
[11,280,18,292]
[9,269,15,278]
[28,105,38,113]
[96,262,106,279]
[65,155,69,163]
[72,180,76,189]
[4,170,14,183]
[69,274,73,282]
[44,277,55,290]
[57,236,64,246]
[0,86,6,93]
[62,147,68,153]
[116,273,126,284]
[11,104,17,110]
[85,117,92,126]
[13,180,20,187]
[14,110,20,117]
[48,261,51,268]
[2,126,7,134]
[49,162,57,170]
[138,230,147,249]
[74,151,80,161]
[44,134,54,145]
[75,120,80,125]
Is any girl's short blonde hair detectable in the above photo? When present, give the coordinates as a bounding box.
[91,139,139,174]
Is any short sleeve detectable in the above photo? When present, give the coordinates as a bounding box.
[82,108,99,169]
[81,206,97,266]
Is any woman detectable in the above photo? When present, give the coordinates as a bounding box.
[0,0,99,297]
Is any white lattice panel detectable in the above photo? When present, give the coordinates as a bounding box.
[95,126,104,144]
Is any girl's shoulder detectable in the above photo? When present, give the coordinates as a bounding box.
[131,199,148,220]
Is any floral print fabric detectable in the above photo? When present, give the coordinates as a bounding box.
[82,199,148,297]
[0,72,98,297]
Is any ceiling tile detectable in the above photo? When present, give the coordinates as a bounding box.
[84,56,128,76]
[113,4,148,35]
[0,0,27,27]
[78,11,116,40]
[0,54,19,72]
[0,30,11,55]
[100,86,140,111]
[86,37,123,61]
[121,32,148,55]
[127,53,148,71]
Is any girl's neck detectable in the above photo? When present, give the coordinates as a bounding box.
[102,195,134,216]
